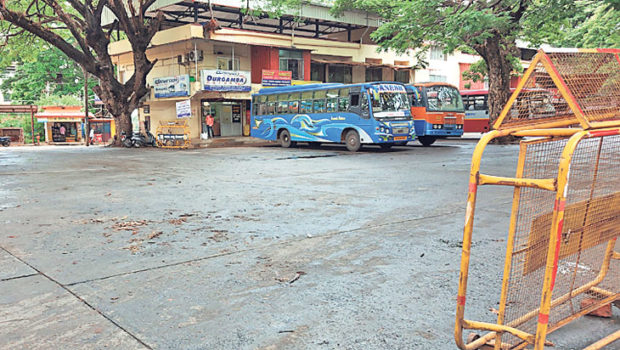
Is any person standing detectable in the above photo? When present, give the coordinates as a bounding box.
[89,127,95,144]
[205,112,214,139]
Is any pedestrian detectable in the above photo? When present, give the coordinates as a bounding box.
[89,128,95,144]
[205,113,214,139]
[59,124,66,136]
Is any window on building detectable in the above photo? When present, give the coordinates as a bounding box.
[429,74,448,82]
[394,70,410,83]
[365,67,382,82]
[328,65,352,83]
[311,63,326,82]
[430,46,447,61]
[279,49,304,80]
[217,57,240,71]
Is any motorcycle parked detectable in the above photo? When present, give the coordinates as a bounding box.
[121,131,157,148]
[0,136,11,147]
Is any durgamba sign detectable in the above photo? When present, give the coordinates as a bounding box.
[201,70,251,92]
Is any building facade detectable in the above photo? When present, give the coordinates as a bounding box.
[107,0,500,142]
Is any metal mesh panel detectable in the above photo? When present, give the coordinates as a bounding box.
[501,138,567,347]
[498,52,620,130]
[548,52,620,124]
[500,135,619,348]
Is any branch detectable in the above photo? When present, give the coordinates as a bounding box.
[0,5,88,66]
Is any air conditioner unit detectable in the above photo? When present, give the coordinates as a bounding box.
[186,50,204,63]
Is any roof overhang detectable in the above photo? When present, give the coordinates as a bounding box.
[103,0,379,40]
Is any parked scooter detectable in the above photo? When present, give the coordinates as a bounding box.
[120,131,134,148]
[0,136,10,147]
[121,131,157,148]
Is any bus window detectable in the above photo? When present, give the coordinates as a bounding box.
[326,89,339,112]
[409,89,422,107]
[267,94,276,114]
[338,88,350,112]
[288,93,300,114]
[425,85,464,112]
[300,91,313,113]
[361,92,369,118]
[350,94,360,107]
[314,90,327,113]
[258,95,267,115]
[277,94,288,114]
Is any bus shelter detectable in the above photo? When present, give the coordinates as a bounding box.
[455,49,619,350]
[35,106,93,145]
[0,105,37,144]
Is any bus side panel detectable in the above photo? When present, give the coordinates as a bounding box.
[250,115,281,141]
[282,112,374,143]
[463,111,490,133]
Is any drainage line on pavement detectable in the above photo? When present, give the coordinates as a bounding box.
[0,246,152,350]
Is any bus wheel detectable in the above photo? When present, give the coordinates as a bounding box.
[345,130,361,152]
[418,136,436,147]
[279,129,294,148]
[380,144,393,150]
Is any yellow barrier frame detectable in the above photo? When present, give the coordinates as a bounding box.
[456,49,620,350]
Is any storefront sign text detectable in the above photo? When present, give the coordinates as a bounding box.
[201,70,251,92]
[261,70,292,87]
[154,75,191,98]
[176,100,191,119]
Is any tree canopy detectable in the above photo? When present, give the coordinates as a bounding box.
[266,0,619,125]
[0,0,163,144]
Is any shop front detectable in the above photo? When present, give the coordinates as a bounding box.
[198,69,252,138]
[142,70,255,144]
[89,118,115,143]
[35,106,93,145]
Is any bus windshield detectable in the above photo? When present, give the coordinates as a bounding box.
[425,85,464,112]
[368,84,410,119]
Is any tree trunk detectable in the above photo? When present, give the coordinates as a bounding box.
[473,32,515,136]
[115,110,133,146]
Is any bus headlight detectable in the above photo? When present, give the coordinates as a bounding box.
[457,124,463,129]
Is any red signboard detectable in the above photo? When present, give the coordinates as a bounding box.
[261,70,292,86]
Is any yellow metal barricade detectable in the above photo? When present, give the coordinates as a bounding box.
[455,49,620,350]
[156,119,191,149]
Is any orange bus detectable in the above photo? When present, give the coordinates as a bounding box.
[406,82,465,146]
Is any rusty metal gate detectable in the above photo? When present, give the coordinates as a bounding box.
[455,49,620,350]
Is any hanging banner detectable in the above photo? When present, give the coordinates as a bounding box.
[153,75,191,98]
[261,70,292,87]
[176,100,191,119]
[201,70,251,92]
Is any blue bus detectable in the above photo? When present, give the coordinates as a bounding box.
[405,83,465,146]
[250,82,415,152]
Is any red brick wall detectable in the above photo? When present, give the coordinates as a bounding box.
[250,46,280,84]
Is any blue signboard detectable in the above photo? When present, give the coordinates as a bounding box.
[201,70,251,92]
[154,75,190,98]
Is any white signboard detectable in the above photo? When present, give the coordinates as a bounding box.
[176,100,191,119]
[154,75,190,98]
[201,70,251,92]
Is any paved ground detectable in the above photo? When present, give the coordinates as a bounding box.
[0,141,617,349]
